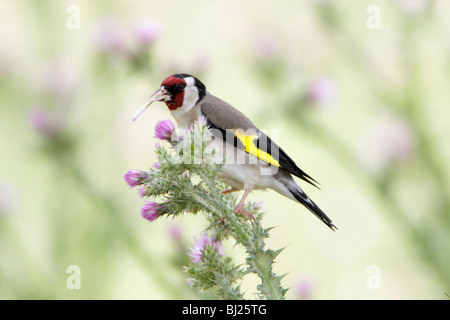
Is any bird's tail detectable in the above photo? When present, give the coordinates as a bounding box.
[289,187,337,231]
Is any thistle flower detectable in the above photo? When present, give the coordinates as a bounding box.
[361,112,415,171]
[40,58,78,99]
[252,33,278,61]
[95,19,128,54]
[186,278,195,287]
[197,115,207,126]
[123,169,149,188]
[154,142,162,150]
[167,223,182,243]
[28,106,63,138]
[129,118,287,299]
[137,186,149,198]
[306,77,336,107]
[294,276,314,300]
[132,19,161,47]
[154,119,175,142]
[188,234,224,264]
[141,201,165,222]
[191,51,210,75]
[152,162,161,169]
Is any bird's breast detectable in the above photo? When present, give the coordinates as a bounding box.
[210,139,279,190]
[170,104,202,128]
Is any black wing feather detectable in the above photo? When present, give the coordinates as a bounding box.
[203,109,320,189]
[256,132,320,189]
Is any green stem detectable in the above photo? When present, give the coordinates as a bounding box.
[189,189,251,245]
[250,254,285,300]
[190,170,285,299]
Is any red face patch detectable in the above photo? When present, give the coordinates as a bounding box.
[161,76,185,87]
[161,76,186,111]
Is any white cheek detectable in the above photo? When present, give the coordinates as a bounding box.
[183,88,199,108]
[169,76,199,127]
[170,90,199,127]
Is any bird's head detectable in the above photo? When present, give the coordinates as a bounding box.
[133,73,206,121]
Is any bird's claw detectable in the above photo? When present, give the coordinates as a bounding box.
[233,206,255,220]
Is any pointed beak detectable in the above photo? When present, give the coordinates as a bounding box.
[132,87,169,121]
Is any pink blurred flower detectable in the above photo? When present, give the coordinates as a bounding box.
[361,112,415,171]
[252,33,278,61]
[154,119,175,141]
[133,19,161,46]
[186,278,195,287]
[294,276,314,300]
[152,162,161,169]
[141,201,164,222]
[191,51,210,74]
[167,223,182,243]
[136,186,145,198]
[188,234,224,264]
[306,77,336,107]
[123,169,149,188]
[197,115,207,126]
[40,58,78,98]
[28,106,63,138]
[95,19,128,54]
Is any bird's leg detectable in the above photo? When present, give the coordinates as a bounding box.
[220,188,239,223]
[233,185,254,220]
[221,187,239,194]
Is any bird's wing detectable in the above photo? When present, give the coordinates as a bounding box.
[200,98,319,188]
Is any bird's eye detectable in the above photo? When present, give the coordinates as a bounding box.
[176,83,186,92]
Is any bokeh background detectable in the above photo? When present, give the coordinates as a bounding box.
[1,0,449,299]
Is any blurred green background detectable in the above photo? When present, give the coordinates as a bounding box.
[1,0,449,299]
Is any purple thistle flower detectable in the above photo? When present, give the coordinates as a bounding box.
[133,19,161,46]
[188,234,224,264]
[197,115,207,126]
[154,142,162,151]
[306,77,336,107]
[123,169,149,188]
[361,112,415,171]
[28,106,63,138]
[154,119,175,141]
[152,162,161,169]
[167,223,182,243]
[137,186,149,198]
[294,276,314,300]
[41,58,78,98]
[252,33,278,61]
[186,278,195,287]
[140,201,164,222]
[191,51,210,74]
[95,19,128,54]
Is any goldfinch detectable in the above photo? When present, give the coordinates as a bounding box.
[133,73,337,231]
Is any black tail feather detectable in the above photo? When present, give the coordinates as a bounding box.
[290,189,337,231]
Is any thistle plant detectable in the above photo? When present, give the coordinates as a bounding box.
[125,119,287,300]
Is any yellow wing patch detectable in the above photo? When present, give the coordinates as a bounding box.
[234,129,280,167]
